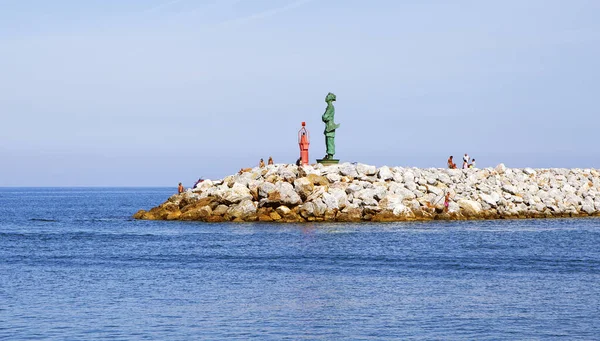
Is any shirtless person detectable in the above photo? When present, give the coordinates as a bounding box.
[259,158,265,168]
[268,156,274,165]
[178,182,184,194]
[447,156,457,169]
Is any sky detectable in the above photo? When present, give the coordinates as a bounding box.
[1,0,599,186]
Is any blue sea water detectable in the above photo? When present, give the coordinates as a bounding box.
[1,188,600,340]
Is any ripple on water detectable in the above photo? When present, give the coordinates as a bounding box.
[1,188,600,340]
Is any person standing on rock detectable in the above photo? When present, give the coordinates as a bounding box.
[259,158,265,168]
[268,157,274,165]
[178,182,184,194]
[463,153,470,169]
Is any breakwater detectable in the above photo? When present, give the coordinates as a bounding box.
[134,163,600,222]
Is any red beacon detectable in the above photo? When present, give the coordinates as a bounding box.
[298,122,310,166]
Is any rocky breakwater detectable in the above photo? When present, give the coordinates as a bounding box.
[134,163,600,222]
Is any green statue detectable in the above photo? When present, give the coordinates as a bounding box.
[322,92,340,159]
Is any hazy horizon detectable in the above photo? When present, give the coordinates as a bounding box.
[2,0,599,186]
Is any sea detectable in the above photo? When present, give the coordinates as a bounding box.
[1,187,599,340]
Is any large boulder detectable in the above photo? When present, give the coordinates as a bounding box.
[458,199,483,217]
[219,183,252,205]
[321,192,340,211]
[328,188,349,209]
[377,166,394,181]
[293,177,314,200]
[306,174,329,186]
[258,182,277,198]
[495,164,506,174]
[192,179,213,192]
[582,200,596,214]
[275,205,292,217]
[299,199,327,218]
[336,206,363,222]
[356,163,377,176]
[379,194,414,217]
[278,166,298,182]
[180,205,213,221]
[403,171,415,183]
[339,163,359,178]
[262,182,302,206]
[224,199,257,220]
[480,192,501,207]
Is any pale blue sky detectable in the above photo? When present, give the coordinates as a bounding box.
[1,0,599,186]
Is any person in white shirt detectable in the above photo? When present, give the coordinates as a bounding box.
[462,153,469,169]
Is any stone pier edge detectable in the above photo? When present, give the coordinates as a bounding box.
[134,163,600,223]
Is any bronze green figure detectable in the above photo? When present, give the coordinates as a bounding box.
[322,92,340,160]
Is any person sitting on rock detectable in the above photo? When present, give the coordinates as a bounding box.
[268,156,274,165]
[178,182,184,194]
[259,158,265,168]
[238,168,252,175]
[469,159,476,169]
[447,156,457,169]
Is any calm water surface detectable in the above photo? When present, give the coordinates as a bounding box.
[1,188,599,340]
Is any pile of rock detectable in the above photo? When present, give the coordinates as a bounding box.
[133,163,600,222]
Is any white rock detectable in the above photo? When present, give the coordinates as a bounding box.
[377,166,394,181]
[226,199,256,218]
[258,182,277,198]
[582,199,595,214]
[321,192,340,211]
[373,184,388,201]
[326,173,342,183]
[293,177,314,200]
[361,197,378,206]
[306,186,326,202]
[395,187,417,200]
[193,179,213,192]
[345,183,363,194]
[403,171,415,184]
[448,202,460,213]
[313,199,327,216]
[356,188,376,201]
[356,163,377,176]
[275,182,302,205]
[495,164,506,174]
[278,167,297,181]
[458,199,483,215]
[339,163,359,178]
[328,188,349,209]
[222,183,253,204]
[276,205,291,216]
[502,184,518,195]
[428,186,444,196]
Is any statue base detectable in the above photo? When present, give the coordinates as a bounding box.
[316,158,340,166]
